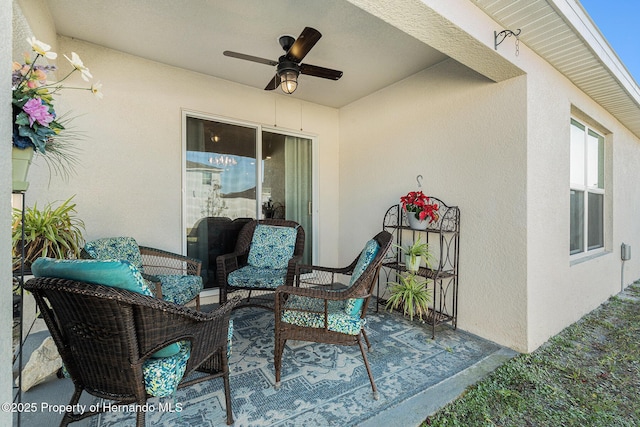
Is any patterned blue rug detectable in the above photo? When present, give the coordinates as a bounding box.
[90,306,501,426]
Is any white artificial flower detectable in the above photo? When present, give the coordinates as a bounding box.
[27,37,57,60]
[64,52,93,81]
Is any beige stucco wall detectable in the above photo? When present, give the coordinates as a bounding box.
[525,46,640,350]
[339,59,530,351]
[19,34,341,265]
[2,0,14,420]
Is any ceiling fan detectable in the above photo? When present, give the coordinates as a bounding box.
[223,27,343,94]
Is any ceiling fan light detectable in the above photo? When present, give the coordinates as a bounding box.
[280,70,298,94]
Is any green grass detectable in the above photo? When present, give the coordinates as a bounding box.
[424,283,640,427]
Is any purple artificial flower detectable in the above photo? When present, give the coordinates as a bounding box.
[22,98,54,127]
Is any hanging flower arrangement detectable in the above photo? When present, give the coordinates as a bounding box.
[400,190,439,223]
[12,37,102,177]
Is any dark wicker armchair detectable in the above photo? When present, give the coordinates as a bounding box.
[81,237,203,309]
[24,276,239,427]
[274,231,392,399]
[217,219,305,310]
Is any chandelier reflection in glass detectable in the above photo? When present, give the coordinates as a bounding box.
[208,155,238,167]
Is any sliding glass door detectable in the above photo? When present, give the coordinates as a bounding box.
[184,113,314,288]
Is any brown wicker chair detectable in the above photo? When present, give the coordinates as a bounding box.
[217,219,305,310]
[81,237,203,309]
[274,231,392,399]
[24,276,239,427]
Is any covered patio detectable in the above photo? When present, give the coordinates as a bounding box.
[5,0,640,425]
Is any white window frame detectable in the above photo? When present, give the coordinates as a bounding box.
[570,118,605,258]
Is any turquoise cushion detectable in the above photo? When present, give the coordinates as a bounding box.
[247,224,297,269]
[281,295,365,335]
[32,257,153,296]
[31,257,180,358]
[143,341,191,397]
[227,265,288,289]
[345,240,380,316]
[156,274,203,305]
[83,237,143,270]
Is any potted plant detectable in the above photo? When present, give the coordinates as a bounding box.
[385,272,432,321]
[400,190,439,230]
[12,196,86,272]
[12,37,102,189]
[395,236,433,272]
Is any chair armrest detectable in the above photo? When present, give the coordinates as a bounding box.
[142,273,163,299]
[139,246,202,276]
[216,252,242,277]
[275,284,349,302]
[293,263,353,288]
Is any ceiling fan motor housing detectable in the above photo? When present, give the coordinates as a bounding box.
[277,56,300,77]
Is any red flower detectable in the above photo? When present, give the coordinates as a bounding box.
[400,190,439,223]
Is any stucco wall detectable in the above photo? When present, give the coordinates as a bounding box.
[20,35,341,265]
[525,47,640,350]
[339,59,530,351]
[2,0,14,420]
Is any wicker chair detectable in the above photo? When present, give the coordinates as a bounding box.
[274,231,392,399]
[217,219,305,310]
[24,272,239,427]
[81,237,203,309]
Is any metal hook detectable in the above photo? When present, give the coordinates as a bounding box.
[416,175,423,188]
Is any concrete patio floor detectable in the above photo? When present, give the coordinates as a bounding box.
[12,292,516,427]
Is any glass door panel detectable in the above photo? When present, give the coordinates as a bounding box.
[262,131,313,265]
[185,117,257,288]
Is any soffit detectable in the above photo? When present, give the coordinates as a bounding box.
[473,0,640,138]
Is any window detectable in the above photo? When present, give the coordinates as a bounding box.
[570,119,604,255]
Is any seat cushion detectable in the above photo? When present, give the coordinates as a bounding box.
[83,237,143,270]
[281,295,365,336]
[345,239,380,316]
[247,224,297,269]
[156,274,203,305]
[143,341,191,397]
[227,265,288,289]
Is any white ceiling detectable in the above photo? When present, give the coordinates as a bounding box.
[47,0,449,108]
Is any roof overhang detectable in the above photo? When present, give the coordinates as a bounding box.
[473,0,640,139]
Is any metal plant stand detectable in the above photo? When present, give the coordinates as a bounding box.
[377,199,460,339]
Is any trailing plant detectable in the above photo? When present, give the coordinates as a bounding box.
[386,272,432,321]
[394,236,433,269]
[12,196,86,271]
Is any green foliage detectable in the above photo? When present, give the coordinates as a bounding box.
[424,283,640,427]
[395,236,433,265]
[386,272,432,321]
[12,195,85,271]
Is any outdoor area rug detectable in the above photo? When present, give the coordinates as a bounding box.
[89,306,502,427]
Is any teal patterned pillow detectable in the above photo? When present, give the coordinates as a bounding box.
[83,237,143,270]
[247,224,297,269]
[344,239,380,316]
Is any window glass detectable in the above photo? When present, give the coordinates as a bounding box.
[587,130,604,189]
[570,120,585,186]
[570,189,584,254]
[587,192,604,250]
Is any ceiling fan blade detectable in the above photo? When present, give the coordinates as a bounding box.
[300,63,343,80]
[285,27,322,63]
[223,51,278,66]
[264,74,279,91]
